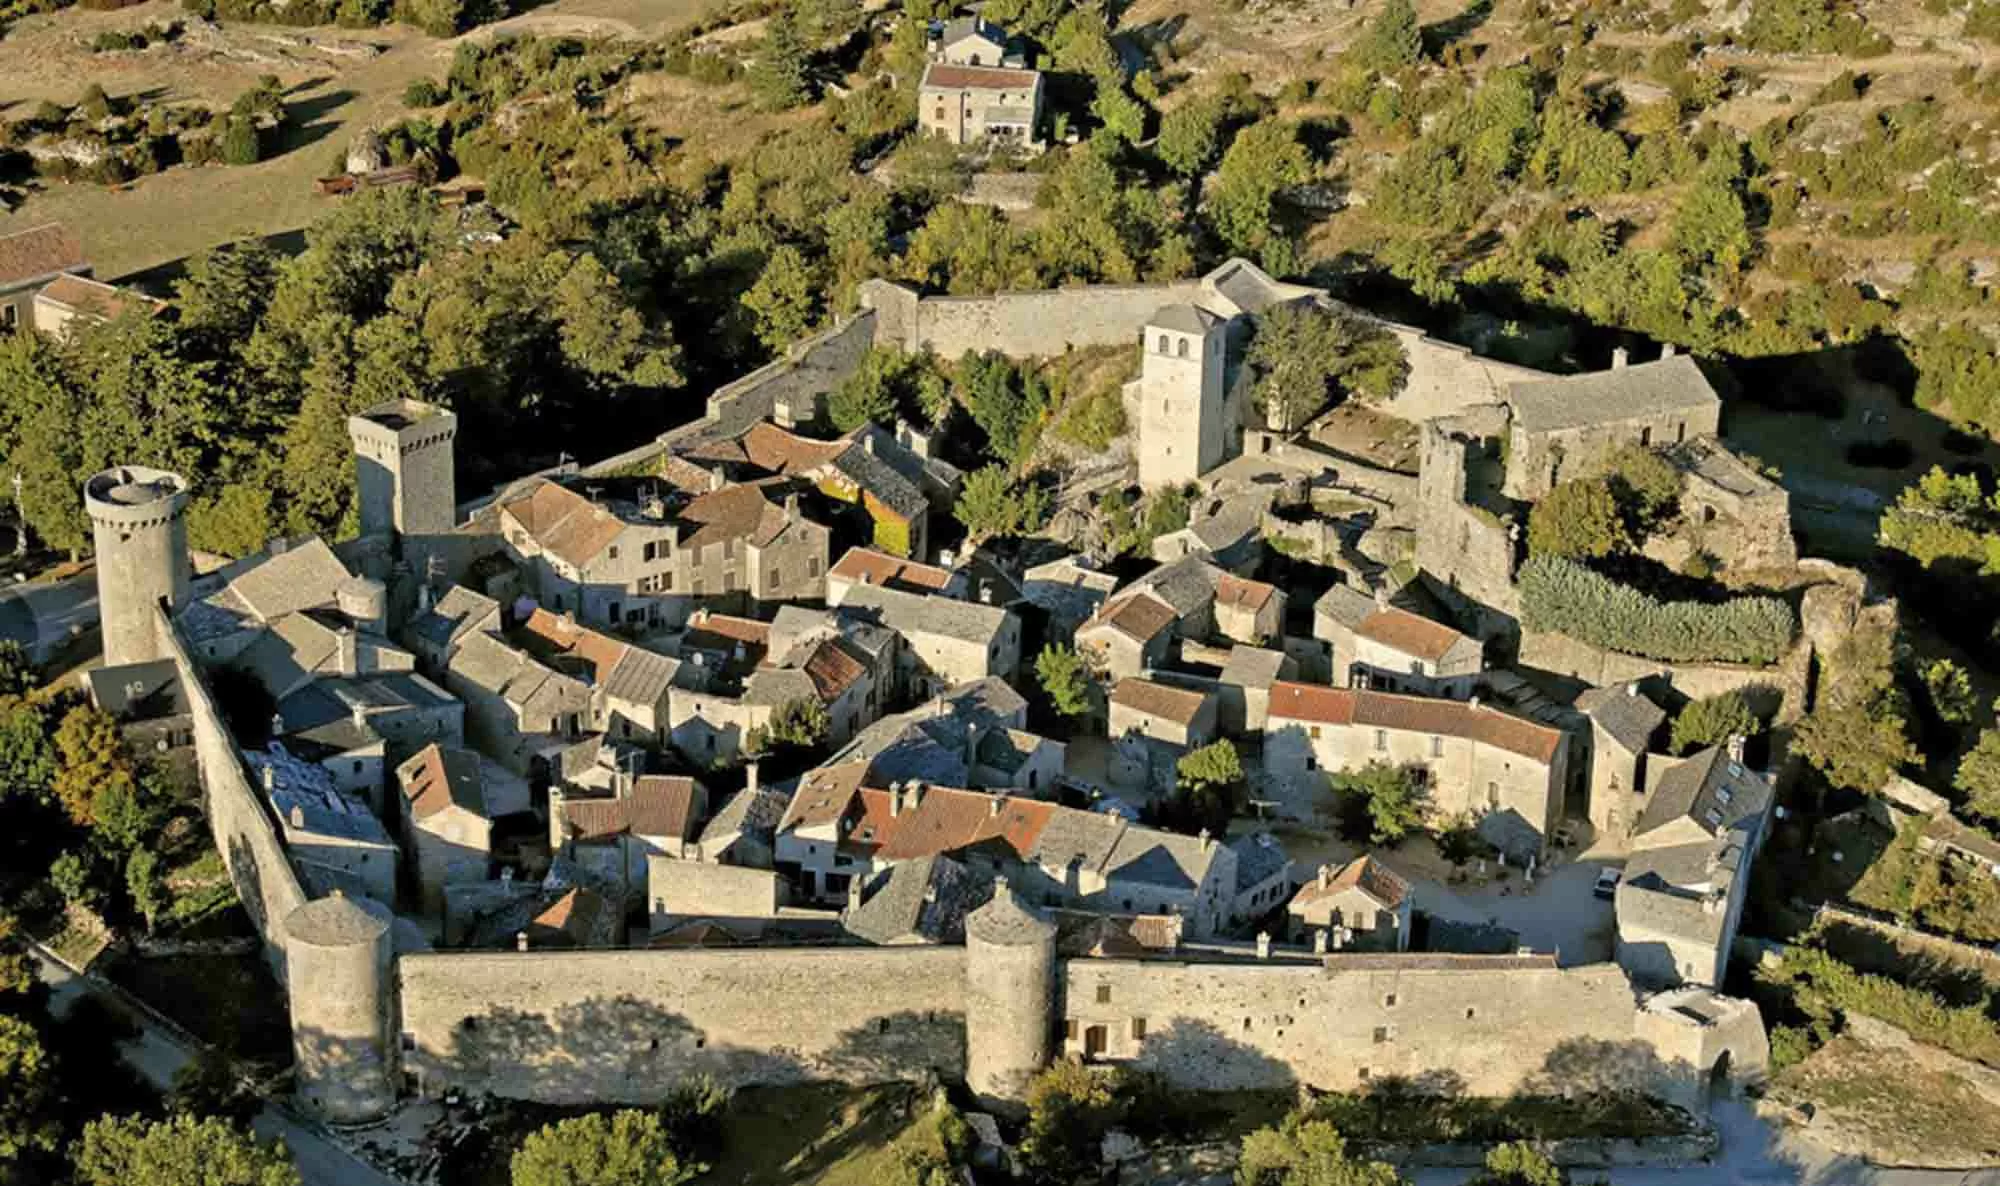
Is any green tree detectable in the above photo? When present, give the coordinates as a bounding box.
[0,1015,61,1176]
[1794,623,1918,793]
[1670,176,1752,276]
[1922,658,1977,726]
[1469,1141,1565,1186]
[1955,728,2000,823]
[954,465,1049,540]
[1330,762,1426,844]
[73,1114,300,1186]
[49,851,96,910]
[1528,479,1627,560]
[1605,445,1681,532]
[1208,118,1310,271]
[0,643,34,699]
[1157,97,1223,178]
[747,698,830,758]
[126,849,164,932]
[749,11,812,112]
[1670,691,1757,755]
[1237,1115,1406,1186]
[1356,0,1421,71]
[741,244,821,351]
[1172,739,1247,834]
[52,703,133,826]
[1246,303,1407,432]
[1035,644,1093,719]
[1021,1060,1124,1184]
[221,117,262,166]
[511,1111,699,1186]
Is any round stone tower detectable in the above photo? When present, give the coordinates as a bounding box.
[284,890,396,1125]
[964,879,1058,1113]
[83,465,190,667]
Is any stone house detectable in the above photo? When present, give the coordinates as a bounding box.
[525,887,617,948]
[918,62,1043,147]
[827,546,962,604]
[30,273,164,339]
[775,771,1239,937]
[394,743,495,917]
[969,728,1066,796]
[682,421,957,560]
[271,674,465,813]
[648,858,790,935]
[1078,590,1178,680]
[1664,438,1797,572]
[404,586,503,672]
[930,16,1019,66]
[515,608,684,746]
[1502,352,1722,501]
[695,767,790,867]
[1216,645,1297,734]
[827,677,1033,789]
[444,630,594,777]
[553,773,711,905]
[1576,682,1668,846]
[1022,555,1120,636]
[491,475,830,632]
[1229,832,1294,927]
[1077,555,1238,680]
[246,743,398,906]
[1213,573,1284,646]
[1264,682,1569,854]
[1286,856,1412,952]
[83,659,193,760]
[1108,678,1216,751]
[1313,584,1484,700]
[836,582,1020,697]
[0,222,87,333]
[1615,744,1772,990]
[842,854,991,945]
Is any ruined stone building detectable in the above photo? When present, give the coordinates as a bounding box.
[1501,353,1722,501]
[1264,681,1569,853]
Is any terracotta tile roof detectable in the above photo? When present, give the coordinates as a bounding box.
[1291,855,1410,911]
[801,638,868,701]
[649,920,742,948]
[0,223,84,288]
[1110,678,1208,727]
[1091,590,1178,643]
[780,760,870,830]
[519,607,631,681]
[1268,682,1563,763]
[1214,574,1278,614]
[1357,606,1471,663]
[397,742,487,820]
[920,62,1040,90]
[868,785,1057,862]
[736,420,848,475]
[830,546,954,594]
[528,887,604,947]
[678,482,783,552]
[683,613,771,661]
[35,273,162,321]
[562,775,706,842]
[500,482,623,569]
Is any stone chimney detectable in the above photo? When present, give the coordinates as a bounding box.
[289,804,305,829]
[263,764,277,792]
[989,795,1005,817]
[336,626,359,677]
[1317,864,1331,890]
[1468,695,1482,712]
[1198,828,1213,853]
[1626,681,1640,697]
[1256,931,1271,960]
[848,876,865,913]
[863,433,876,456]
[1611,346,1629,370]
[1726,734,1747,763]
[907,782,926,811]
[707,468,725,492]
[1373,584,1389,608]
[1661,342,1676,359]
[351,703,367,732]
[745,759,761,798]
[889,782,905,816]
[516,931,530,952]
[1313,929,1329,955]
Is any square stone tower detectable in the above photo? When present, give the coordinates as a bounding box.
[348,398,458,543]
[1136,305,1227,489]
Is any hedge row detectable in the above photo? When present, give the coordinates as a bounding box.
[1518,554,1795,666]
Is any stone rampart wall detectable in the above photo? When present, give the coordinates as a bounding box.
[158,604,307,975]
[1056,957,1645,1095]
[397,946,969,1104]
[1517,629,1811,722]
[864,279,1210,360]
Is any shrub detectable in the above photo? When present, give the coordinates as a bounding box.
[1518,555,1796,665]
[403,78,445,108]
[1670,690,1758,754]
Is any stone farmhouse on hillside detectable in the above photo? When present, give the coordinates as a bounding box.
[1264,681,1569,854]
[919,61,1044,148]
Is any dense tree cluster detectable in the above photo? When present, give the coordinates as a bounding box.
[1518,555,1796,666]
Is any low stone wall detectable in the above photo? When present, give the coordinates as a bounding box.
[1517,629,1811,721]
[1367,1130,1718,1168]
[1814,904,2000,980]
[158,604,307,976]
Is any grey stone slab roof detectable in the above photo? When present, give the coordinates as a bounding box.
[219,538,354,623]
[698,785,791,851]
[1230,832,1291,893]
[843,854,992,945]
[175,591,255,643]
[1104,827,1223,892]
[408,586,500,652]
[1220,645,1289,689]
[965,883,1057,944]
[601,646,680,709]
[1027,808,1128,875]
[974,728,1044,774]
[1574,684,1667,755]
[1614,861,1726,947]
[1504,355,1719,434]
[233,611,342,697]
[1635,747,1768,839]
[838,582,1011,646]
[833,437,930,521]
[1150,304,1222,335]
[1125,555,1224,618]
[1314,584,1376,630]
[85,660,186,720]
[742,666,818,709]
[1188,492,1269,552]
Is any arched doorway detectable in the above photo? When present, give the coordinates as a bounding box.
[1708,1049,1732,1099]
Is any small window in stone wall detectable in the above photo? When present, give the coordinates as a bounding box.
[1131,1017,1146,1041]
[1384,993,1397,1008]
[1064,1018,1078,1039]
[1096,984,1111,1004]
[1373,1025,1392,1044]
